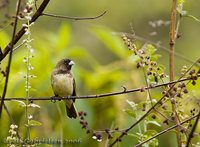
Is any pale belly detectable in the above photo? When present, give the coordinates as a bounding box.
[51,74,74,97]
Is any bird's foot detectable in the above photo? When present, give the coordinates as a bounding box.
[51,96,57,103]
[51,96,61,103]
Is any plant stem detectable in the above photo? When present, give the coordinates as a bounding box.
[169,0,181,146]
[25,13,31,141]
[169,0,177,81]
[0,0,21,117]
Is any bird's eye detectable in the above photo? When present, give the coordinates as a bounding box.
[63,59,71,66]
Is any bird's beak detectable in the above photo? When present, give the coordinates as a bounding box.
[69,60,75,66]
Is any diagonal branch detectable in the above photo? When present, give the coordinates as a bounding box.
[186,111,200,147]
[0,0,22,118]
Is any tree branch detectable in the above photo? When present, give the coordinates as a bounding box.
[169,1,182,146]
[42,11,107,20]
[186,111,200,147]
[0,75,199,102]
[169,0,177,81]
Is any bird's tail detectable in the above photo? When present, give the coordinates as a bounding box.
[66,103,78,119]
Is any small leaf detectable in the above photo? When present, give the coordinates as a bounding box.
[146,121,161,127]
[28,120,42,127]
[146,44,156,55]
[186,14,200,23]
[151,54,161,61]
[124,109,136,118]
[143,130,159,146]
[13,100,26,107]
[28,103,40,108]
[137,102,146,110]
[177,8,188,16]
[144,130,158,136]
[178,0,185,5]
[127,133,140,139]
[126,100,138,110]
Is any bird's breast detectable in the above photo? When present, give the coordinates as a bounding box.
[51,74,74,97]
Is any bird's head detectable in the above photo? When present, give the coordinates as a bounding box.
[56,58,75,71]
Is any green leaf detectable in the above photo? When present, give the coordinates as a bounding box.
[153,53,162,60]
[127,133,140,139]
[186,14,200,23]
[137,101,146,110]
[146,120,161,127]
[177,7,188,16]
[126,100,138,110]
[143,130,159,146]
[28,120,42,127]
[178,0,185,5]
[28,103,40,108]
[146,44,156,55]
[144,130,158,136]
[28,0,35,3]
[13,100,26,107]
[124,109,136,118]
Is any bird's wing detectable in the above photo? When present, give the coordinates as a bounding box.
[72,78,76,102]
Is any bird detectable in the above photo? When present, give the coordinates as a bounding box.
[51,58,78,118]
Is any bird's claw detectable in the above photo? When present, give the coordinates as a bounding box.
[51,96,62,103]
[51,96,58,103]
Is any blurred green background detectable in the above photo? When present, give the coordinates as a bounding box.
[0,0,200,147]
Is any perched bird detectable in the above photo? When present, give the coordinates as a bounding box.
[51,58,78,118]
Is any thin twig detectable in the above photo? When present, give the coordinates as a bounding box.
[42,11,107,20]
[0,74,199,101]
[0,0,50,62]
[0,0,21,118]
[135,114,198,147]
[169,0,177,82]
[186,111,200,147]
[154,108,173,122]
[13,40,27,51]
[34,0,38,10]
[142,67,153,106]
